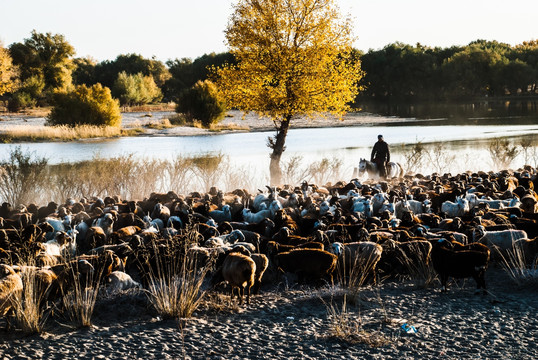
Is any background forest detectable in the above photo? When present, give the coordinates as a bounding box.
[1,31,537,112]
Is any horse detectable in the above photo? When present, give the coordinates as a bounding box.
[354,158,404,180]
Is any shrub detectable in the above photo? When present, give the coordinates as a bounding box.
[175,80,226,128]
[0,146,48,206]
[488,138,519,170]
[113,71,163,106]
[7,91,36,112]
[47,83,121,127]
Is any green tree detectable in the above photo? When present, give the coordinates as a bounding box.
[9,30,75,96]
[175,80,226,127]
[72,57,97,86]
[93,53,170,89]
[441,45,506,98]
[164,52,235,101]
[112,71,162,106]
[214,0,363,185]
[47,84,121,127]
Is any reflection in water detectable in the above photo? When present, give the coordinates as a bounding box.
[358,99,538,122]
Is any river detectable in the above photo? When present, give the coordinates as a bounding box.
[1,99,538,185]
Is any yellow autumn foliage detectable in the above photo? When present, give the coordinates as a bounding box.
[213,0,364,122]
[0,43,19,96]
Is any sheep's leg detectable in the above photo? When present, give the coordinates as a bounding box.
[238,286,244,305]
[245,286,251,305]
[441,275,448,292]
[230,286,236,304]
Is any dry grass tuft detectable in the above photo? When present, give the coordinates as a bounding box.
[397,250,437,289]
[145,234,211,319]
[62,269,102,328]
[0,124,122,142]
[323,294,390,347]
[11,267,51,334]
[499,245,538,286]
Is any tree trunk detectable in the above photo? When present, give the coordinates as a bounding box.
[268,117,291,186]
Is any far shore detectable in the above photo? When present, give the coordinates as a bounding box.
[0,109,399,142]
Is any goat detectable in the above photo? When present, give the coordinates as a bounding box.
[431,239,490,294]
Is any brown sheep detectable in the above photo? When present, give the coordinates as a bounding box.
[0,264,23,317]
[275,249,337,285]
[265,240,324,259]
[250,253,269,294]
[213,252,256,305]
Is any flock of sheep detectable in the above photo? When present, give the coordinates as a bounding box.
[1,166,538,324]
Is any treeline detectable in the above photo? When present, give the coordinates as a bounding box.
[1,31,537,113]
[358,40,538,101]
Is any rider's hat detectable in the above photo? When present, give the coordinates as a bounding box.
[377,134,383,139]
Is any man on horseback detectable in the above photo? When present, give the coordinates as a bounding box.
[371,134,390,179]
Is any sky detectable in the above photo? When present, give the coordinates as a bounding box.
[0,0,536,63]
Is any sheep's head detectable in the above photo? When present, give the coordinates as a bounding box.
[0,264,15,278]
[331,242,344,256]
[473,225,486,241]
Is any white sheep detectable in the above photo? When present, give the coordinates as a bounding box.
[394,199,411,219]
[242,208,271,224]
[209,205,232,224]
[473,225,528,258]
[371,192,390,215]
[92,213,115,236]
[441,196,469,217]
[352,197,373,218]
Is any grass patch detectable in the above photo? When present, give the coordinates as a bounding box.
[499,245,538,287]
[323,294,390,347]
[0,124,122,142]
[61,266,102,328]
[11,266,52,334]
[144,233,211,319]
[144,118,173,130]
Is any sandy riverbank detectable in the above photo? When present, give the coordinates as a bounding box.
[0,110,406,138]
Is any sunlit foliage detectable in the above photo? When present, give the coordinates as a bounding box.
[47,84,121,127]
[113,71,163,106]
[0,42,19,96]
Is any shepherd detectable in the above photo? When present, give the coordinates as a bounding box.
[371,134,390,179]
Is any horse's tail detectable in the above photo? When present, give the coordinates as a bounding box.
[397,162,405,179]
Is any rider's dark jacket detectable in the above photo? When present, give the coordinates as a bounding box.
[371,140,390,163]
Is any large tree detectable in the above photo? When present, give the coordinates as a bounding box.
[213,0,363,185]
[0,42,19,95]
[9,30,75,95]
